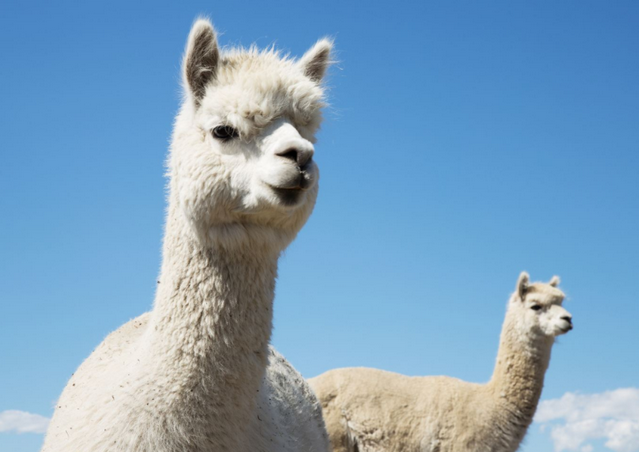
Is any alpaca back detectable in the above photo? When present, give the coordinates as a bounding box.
[310,368,492,452]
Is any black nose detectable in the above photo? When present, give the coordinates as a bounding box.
[561,315,572,324]
[276,147,313,168]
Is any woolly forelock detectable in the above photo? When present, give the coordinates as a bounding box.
[193,46,328,142]
[519,281,565,306]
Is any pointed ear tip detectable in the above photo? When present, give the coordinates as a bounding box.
[317,37,334,49]
[190,17,215,36]
[304,38,334,59]
[193,16,212,27]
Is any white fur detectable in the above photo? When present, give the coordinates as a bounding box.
[310,273,573,452]
[42,18,332,452]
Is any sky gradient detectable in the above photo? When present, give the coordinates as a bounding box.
[1,1,638,451]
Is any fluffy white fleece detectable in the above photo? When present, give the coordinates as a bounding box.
[42,18,333,452]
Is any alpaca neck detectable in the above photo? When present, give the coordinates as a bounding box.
[143,203,281,439]
[487,311,554,438]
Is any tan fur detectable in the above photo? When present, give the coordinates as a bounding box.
[310,273,573,452]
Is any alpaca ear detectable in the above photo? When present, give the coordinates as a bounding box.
[517,272,530,300]
[183,18,219,105]
[549,275,560,287]
[299,38,333,82]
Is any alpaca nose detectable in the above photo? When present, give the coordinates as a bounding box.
[276,147,314,169]
[561,315,572,325]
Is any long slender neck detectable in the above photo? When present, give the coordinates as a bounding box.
[486,310,554,442]
[152,212,279,359]
[142,203,281,441]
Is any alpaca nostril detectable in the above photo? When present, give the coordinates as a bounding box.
[561,316,572,324]
[277,148,299,163]
[276,147,313,168]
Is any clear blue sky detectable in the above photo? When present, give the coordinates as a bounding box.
[1,1,637,451]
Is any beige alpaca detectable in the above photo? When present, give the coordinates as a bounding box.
[42,18,332,452]
[310,273,573,452]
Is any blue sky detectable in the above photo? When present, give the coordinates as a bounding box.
[1,1,638,451]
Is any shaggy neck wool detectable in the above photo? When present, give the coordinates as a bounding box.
[487,310,554,445]
[143,202,281,446]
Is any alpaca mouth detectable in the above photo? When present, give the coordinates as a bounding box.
[268,170,315,192]
[266,165,316,206]
[270,186,306,206]
[560,324,573,334]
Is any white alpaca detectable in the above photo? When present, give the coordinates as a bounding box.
[42,19,332,452]
[310,273,573,452]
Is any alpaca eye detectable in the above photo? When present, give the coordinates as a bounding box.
[531,305,542,311]
[212,126,239,141]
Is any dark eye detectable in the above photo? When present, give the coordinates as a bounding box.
[212,125,239,141]
[531,304,542,311]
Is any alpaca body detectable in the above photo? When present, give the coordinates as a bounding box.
[312,369,518,452]
[310,274,572,452]
[44,316,326,452]
[44,232,327,451]
[43,18,333,451]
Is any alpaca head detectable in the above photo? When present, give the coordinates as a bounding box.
[169,18,332,248]
[509,272,573,338]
